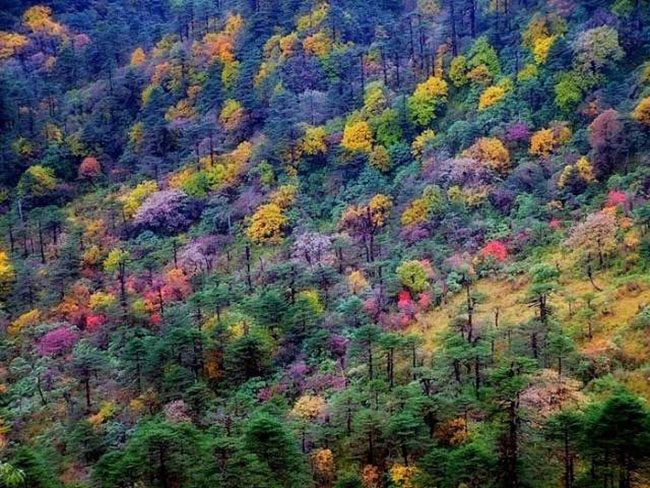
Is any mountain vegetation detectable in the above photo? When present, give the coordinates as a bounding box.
[1,0,650,487]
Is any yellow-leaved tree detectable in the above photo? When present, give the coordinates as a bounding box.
[369,145,390,172]
[269,184,297,209]
[533,35,556,64]
[530,124,571,157]
[23,5,66,38]
[300,126,328,156]
[408,76,448,126]
[347,270,369,295]
[104,248,130,306]
[291,394,326,420]
[17,165,57,198]
[390,464,419,488]
[303,31,332,57]
[530,128,555,156]
[522,14,566,65]
[121,180,158,218]
[342,120,373,154]
[311,448,335,484]
[449,55,468,87]
[363,81,388,116]
[219,99,245,131]
[8,309,41,335]
[633,97,650,125]
[479,85,506,111]
[411,129,436,160]
[130,47,146,66]
[0,32,28,60]
[558,156,596,189]
[401,198,429,226]
[296,2,329,32]
[247,203,288,244]
[0,251,14,306]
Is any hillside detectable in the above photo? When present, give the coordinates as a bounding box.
[1,0,650,487]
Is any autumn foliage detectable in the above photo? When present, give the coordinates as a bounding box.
[1,2,650,488]
[633,97,650,125]
[462,137,511,173]
[79,157,101,180]
[247,203,288,245]
[480,240,508,261]
[341,120,373,154]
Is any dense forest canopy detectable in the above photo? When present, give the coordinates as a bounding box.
[1,0,650,487]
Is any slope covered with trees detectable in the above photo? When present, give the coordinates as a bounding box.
[1,0,650,487]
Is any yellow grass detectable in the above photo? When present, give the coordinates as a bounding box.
[411,268,650,373]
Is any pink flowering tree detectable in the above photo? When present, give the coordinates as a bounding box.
[292,231,332,266]
[132,190,202,235]
[164,400,192,423]
[506,122,531,144]
[604,190,628,211]
[38,327,80,356]
[179,235,222,274]
[565,211,618,268]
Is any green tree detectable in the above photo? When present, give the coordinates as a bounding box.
[486,356,536,488]
[71,340,106,410]
[334,473,363,488]
[8,447,58,488]
[352,407,386,464]
[386,409,426,465]
[547,330,575,376]
[245,288,289,339]
[94,419,207,488]
[0,462,25,488]
[554,72,582,112]
[396,260,430,293]
[545,410,584,488]
[526,263,560,325]
[242,412,308,487]
[224,333,270,383]
[352,325,382,380]
[104,248,130,307]
[583,392,650,488]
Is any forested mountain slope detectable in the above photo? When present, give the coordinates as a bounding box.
[1,0,650,487]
